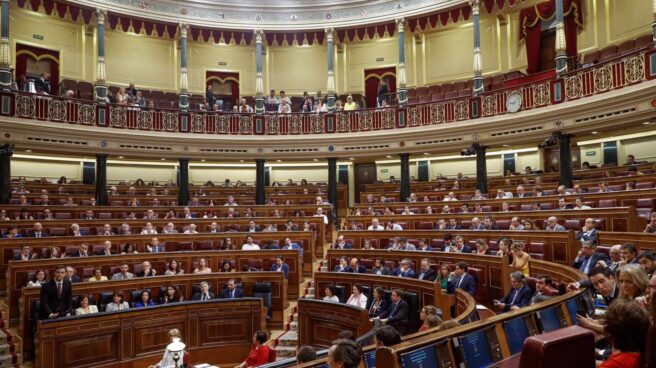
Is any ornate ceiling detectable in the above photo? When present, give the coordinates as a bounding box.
[67,0,467,30]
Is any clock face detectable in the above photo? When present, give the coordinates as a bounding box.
[506,92,522,113]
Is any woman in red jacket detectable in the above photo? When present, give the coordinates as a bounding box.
[237,331,271,368]
[599,299,649,368]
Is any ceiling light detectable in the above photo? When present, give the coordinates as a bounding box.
[25,149,32,153]
[118,156,124,159]
[313,158,318,162]
[349,157,355,160]
[591,131,598,135]
[161,158,166,161]
[502,144,510,147]
[239,160,244,163]
[423,152,430,155]
[385,155,392,158]
[201,159,206,162]
[276,159,282,162]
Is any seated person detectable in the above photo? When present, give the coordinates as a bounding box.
[416,258,437,281]
[149,329,187,368]
[112,264,134,280]
[576,218,598,244]
[270,256,289,278]
[446,262,476,295]
[572,241,608,274]
[88,267,108,282]
[192,281,216,301]
[494,272,532,312]
[333,235,353,249]
[323,286,340,302]
[134,290,155,308]
[75,295,99,315]
[374,325,402,346]
[105,292,130,312]
[237,331,271,368]
[418,305,441,332]
[346,284,368,309]
[598,299,650,368]
[14,245,37,260]
[193,258,212,274]
[393,259,416,278]
[349,258,367,274]
[241,235,260,250]
[138,261,157,277]
[379,289,409,333]
[146,237,166,253]
[372,258,392,275]
[219,279,243,299]
[333,257,353,273]
[368,287,389,318]
[296,345,317,364]
[531,275,555,304]
[27,269,47,287]
[162,286,184,304]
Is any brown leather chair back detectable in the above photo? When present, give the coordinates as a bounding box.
[519,325,595,368]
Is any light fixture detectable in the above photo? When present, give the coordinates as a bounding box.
[349,157,355,160]
[201,159,206,162]
[385,155,392,158]
[118,156,124,159]
[166,337,186,368]
[423,152,430,155]
[502,144,510,147]
[25,149,32,153]
[161,158,166,161]
[239,159,244,163]
[313,158,318,162]
[643,121,651,125]
[591,131,598,135]
[276,159,282,162]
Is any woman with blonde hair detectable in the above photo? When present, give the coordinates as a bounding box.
[511,242,531,276]
[615,264,649,301]
[150,328,186,368]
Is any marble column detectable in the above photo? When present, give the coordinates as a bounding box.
[0,144,13,204]
[474,144,488,194]
[95,154,108,206]
[557,133,573,188]
[471,0,484,95]
[254,30,265,114]
[178,23,190,111]
[94,9,108,103]
[255,159,266,205]
[178,158,189,206]
[652,0,656,42]
[0,0,11,89]
[399,153,411,202]
[397,19,408,106]
[326,28,336,112]
[327,157,338,227]
[554,0,568,76]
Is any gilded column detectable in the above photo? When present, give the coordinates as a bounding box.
[474,144,488,194]
[95,9,108,104]
[326,28,336,112]
[178,23,190,111]
[471,0,484,95]
[554,0,568,75]
[399,153,410,202]
[397,18,408,106]
[254,30,265,114]
[95,154,108,206]
[0,0,11,89]
[0,144,13,204]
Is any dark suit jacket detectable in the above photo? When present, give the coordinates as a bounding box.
[447,273,477,295]
[416,269,437,282]
[576,228,598,243]
[192,291,216,301]
[572,253,609,273]
[334,242,353,249]
[386,299,409,325]
[271,263,290,278]
[67,276,81,283]
[499,284,533,311]
[372,266,392,276]
[95,250,114,256]
[35,78,50,94]
[352,265,368,274]
[219,288,244,299]
[368,298,389,318]
[74,251,90,257]
[29,232,48,238]
[460,245,474,254]
[333,265,353,273]
[39,279,72,319]
[393,267,416,278]
[13,253,37,261]
[138,269,157,277]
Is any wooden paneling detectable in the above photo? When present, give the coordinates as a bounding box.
[297,299,373,348]
[36,299,266,368]
[21,272,285,359]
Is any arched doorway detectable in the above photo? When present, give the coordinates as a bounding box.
[205,71,239,112]
[364,67,396,108]
[15,44,60,94]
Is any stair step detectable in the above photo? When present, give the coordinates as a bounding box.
[274,346,297,359]
[0,354,15,368]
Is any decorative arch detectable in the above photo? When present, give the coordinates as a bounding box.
[205,71,239,107]
[364,67,397,108]
[15,44,60,94]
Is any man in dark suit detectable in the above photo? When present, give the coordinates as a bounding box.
[447,219,461,230]
[39,265,72,319]
[30,222,48,238]
[333,235,353,249]
[349,258,367,274]
[530,275,555,305]
[572,241,609,274]
[205,84,215,110]
[246,220,260,233]
[575,218,599,244]
[14,245,37,261]
[371,258,392,276]
[219,279,244,299]
[416,259,437,281]
[73,243,90,257]
[495,272,533,312]
[515,185,532,198]
[192,281,216,301]
[34,73,51,94]
[270,256,290,278]
[96,240,114,256]
[567,266,619,306]
[381,289,409,334]
[65,266,82,283]
[393,259,416,278]
[447,262,477,296]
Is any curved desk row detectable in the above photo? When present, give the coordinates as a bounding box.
[20,271,286,359]
[36,298,267,368]
[7,249,301,323]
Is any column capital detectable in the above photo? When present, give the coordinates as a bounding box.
[469,0,481,15]
[95,9,107,25]
[0,143,13,156]
[325,27,334,43]
[178,23,189,38]
[95,153,108,160]
[396,18,406,33]
[254,29,264,44]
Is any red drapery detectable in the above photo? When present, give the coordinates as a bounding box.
[519,0,583,74]
[15,44,60,93]
[206,71,239,105]
[364,67,397,108]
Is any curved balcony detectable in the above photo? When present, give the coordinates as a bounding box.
[2,48,655,159]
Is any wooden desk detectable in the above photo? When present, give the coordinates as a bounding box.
[21,272,286,359]
[297,299,373,348]
[7,250,301,324]
[36,298,267,368]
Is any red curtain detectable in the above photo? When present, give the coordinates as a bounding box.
[519,0,583,74]
[206,71,239,105]
[364,67,396,108]
[15,44,60,93]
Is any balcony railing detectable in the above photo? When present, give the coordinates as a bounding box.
[4,48,654,136]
